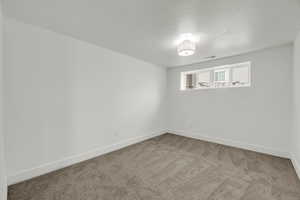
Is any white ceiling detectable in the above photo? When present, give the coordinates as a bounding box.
[3,0,300,67]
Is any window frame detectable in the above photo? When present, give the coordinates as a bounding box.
[180,61,251,91]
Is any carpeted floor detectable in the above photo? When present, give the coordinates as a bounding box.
[8,133,300,200]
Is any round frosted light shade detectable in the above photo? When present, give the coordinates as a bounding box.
[177,39,196,56]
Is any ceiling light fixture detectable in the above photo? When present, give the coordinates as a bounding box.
[177,33,196,56]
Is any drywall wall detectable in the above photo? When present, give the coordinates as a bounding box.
[292,31,300,178]
[0,2,6,199]
[4,19,166,184]
[167,44,293,157]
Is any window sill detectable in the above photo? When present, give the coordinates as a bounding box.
[180,84,251,91]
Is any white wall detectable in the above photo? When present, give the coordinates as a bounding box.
[0,2,7,199]
[292,31,300,177]
[2,16,297,189]
[167,44,293,157]
[4,19,166,184]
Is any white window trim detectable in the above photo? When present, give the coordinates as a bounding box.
[180,61,251,91]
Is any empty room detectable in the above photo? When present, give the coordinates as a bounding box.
[1,0,300,199]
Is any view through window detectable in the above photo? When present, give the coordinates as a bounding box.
[181,62,251,90]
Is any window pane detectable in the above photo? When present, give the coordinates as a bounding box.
[186,73,196,89]
[196,71,211,88]
[232,65,250,86]
[215,71,225,81]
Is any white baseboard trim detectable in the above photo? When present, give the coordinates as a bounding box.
[0,177,7,200]
[291,154,300,180]
[168,130,290,159]
[7,129,295,186]
[1,187,7,200]
[7,131,165,186]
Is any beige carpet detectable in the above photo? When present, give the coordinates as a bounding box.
[8,133,300,200]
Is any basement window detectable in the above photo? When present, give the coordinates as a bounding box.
[180,61,251,90]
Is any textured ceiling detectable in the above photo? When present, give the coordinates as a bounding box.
[3,0,300,67]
